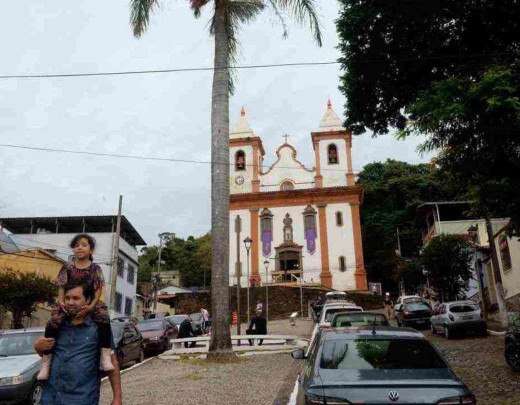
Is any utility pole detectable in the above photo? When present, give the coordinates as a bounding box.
[235,216,242,341]
[485,217,508,327]
[153,232,174,314]
[110,195,123,313]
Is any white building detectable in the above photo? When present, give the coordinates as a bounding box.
[0,215,146,317]
[228,101,368,291]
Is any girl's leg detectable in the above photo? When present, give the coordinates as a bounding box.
[37,307,64,380]
[93,303,115,371]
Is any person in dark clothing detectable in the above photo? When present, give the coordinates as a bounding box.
[246,309,267,346]
[178,318,196,348]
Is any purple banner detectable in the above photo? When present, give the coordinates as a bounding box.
[262,230,272,257]
[305,228,317,254]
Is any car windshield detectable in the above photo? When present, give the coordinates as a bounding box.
[168,315,188,325]
[0,332,43,357]
[325,308,361,322]
[405,302,430,311]
[320,338,446,370]
[450,304,478,313]
[332,313,387,327]
[137,321,164,331]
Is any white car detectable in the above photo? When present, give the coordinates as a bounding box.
[394,295,425,311]
[319,301,364,328]
[430,300,487,339]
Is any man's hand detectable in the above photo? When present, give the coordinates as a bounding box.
[34,337,55,356]
[111,396,122,405]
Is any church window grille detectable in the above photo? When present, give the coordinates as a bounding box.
[328,144,339,164]
[260,208,273,257]
[235,150,246,171]
[280,180,295,191]
[336,211,343,226]
[339,256,347,272]
[303,205,317,254]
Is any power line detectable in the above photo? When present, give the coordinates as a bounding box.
[0,143,360,173]
[0,61,339,80]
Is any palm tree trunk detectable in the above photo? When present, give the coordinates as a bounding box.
[208,0,233,356]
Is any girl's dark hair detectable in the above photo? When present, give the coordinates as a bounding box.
[70,233,96,260]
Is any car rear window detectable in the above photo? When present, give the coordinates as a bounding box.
[137,320,164,331]
[325,308,361,322]
[449,304,478,313]
[332,313,387,327]
[405,303,430,311]
[320,339,445,370]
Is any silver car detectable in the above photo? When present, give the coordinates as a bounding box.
[430,301,487,339]
[0,328,44,405]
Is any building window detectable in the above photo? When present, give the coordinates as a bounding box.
[280,180,295,191]
[117,257,124,277]
[127,264,135,284]
[260,208,273,257]
[115,292,123,313]
[336,211,343,226]
[339,256,346,272]
[303,205,317,254]
[124,297,133,316]
[328,144,338,164]
[499,235,512,271]
[235,150,246,171]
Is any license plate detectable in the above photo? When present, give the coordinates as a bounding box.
[416,320,425,324]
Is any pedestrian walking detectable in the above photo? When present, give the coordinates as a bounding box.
[256,301,263,313]
[178,317,197,348]
[246,309,267,346]
[37,234,114,381]
[200,307,210,334]
[384,292,394,320]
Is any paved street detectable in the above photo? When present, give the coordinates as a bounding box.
[424,330,520,405]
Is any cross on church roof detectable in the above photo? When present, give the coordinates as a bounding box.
[283,134,289,144]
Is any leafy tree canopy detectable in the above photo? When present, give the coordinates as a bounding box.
[338,0,520,232]
[420,234,473,301]
[0,269,56,329]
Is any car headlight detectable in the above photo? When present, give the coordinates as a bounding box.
[0,374,28,386]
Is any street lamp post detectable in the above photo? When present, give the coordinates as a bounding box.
[244,236,252,324]
[264,260,270,323]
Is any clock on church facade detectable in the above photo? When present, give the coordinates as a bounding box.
[228,101,367,292]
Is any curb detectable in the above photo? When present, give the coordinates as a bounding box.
[487,329,506,336]
[101,357,154,383]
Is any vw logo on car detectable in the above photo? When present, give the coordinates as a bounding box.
[388,390,399,401]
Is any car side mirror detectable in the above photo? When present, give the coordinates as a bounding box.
[291,348,306,360]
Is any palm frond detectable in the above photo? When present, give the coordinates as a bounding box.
[130,0,160,37]
[190,0,210,18]
[266,0,288,39]
[270,0,322,46]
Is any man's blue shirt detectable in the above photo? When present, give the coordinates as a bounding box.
[41,316,103,405]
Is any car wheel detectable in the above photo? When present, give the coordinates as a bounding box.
[137,348,144,363]
[505,343,520,372]
[444,325,451,339]
[30,382,43,405]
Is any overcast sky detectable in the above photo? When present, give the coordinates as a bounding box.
[0,1,431,246]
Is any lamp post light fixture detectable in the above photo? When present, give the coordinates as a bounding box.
[243,236,253,323]
[264,260,270,323]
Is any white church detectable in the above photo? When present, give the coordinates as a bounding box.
[228,101,367,292]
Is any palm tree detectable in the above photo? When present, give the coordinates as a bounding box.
[131,0,322,358]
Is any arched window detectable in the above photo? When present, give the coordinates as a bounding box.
[336,211,343,226]
[328,144,338,164]
[303,205,317,254]
[235,150,246,171]
[260,208,273,257]
[339,256,346,272]
[280,180,295,191]
[499,235,512,271]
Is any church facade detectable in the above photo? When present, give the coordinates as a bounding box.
[228,101,367,292]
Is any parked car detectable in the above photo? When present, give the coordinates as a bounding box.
[189,312,211,335]
[395,299,432,328]
[292,326,476,404]
[430,301,486,339]
[136,319,176,355]
[165,314,190,331]
[505,312,520,371]
[111,320,144,368]
[318,301,363,328]
[331,311,390,328]
[394,295,427,312]
[0,328,44,405]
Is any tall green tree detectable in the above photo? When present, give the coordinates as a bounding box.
[420,234,473,301]
[357,160,460,293]
[130,0,322,357]
[0,269,56,329]
[337,0,520,233]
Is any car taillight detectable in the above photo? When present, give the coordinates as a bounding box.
[305,394,351,404]
[437,395,476,404]
[449,314,455,322]
[404,311,410,316]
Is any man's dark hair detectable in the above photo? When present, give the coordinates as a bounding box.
[69,233,96,251]
[64,280,95,302]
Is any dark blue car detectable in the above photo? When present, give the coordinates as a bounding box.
[292,326,475,404]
